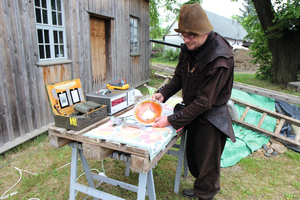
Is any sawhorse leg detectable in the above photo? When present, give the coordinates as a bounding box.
[137,169,156,200]
[69,143,98,200]
[174,130,187,193]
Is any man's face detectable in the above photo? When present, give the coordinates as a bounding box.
[181,33,209,51]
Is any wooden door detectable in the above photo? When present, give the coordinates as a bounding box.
[90,17,107,86]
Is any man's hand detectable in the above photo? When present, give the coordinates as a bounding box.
[152,116,170,128]
[152,93,164,103]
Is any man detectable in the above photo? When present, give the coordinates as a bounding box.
[152,3,236,200]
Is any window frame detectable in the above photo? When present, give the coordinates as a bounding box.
[130,16,140,56]
[34,0,67,62]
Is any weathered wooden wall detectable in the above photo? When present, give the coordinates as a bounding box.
[0,0,150,154]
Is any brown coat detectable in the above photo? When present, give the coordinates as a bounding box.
[158,32,236,142]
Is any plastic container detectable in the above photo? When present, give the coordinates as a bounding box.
[227,99,239,120]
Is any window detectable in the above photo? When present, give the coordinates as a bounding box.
[34,0,66,61]
[130,17,139,55]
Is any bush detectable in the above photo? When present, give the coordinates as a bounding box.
[162,48,180,61]
[151,51,163,58]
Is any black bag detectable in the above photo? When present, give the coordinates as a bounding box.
[174,103,185,114]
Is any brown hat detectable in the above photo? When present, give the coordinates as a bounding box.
[174,3,214,35]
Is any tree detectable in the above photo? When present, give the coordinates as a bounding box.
[251,0,300,84]
[235,1,273,80]
[149,0,201,39]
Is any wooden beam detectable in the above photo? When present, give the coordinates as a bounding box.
[233,82,300,105]
[49,133,71,148]
[83,143,113,161]
[233,119,300,149]
[231,97,300,126]
[150,64,300,105]
[0,123,54,154]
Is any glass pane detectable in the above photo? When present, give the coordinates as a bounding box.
[37,29,43,43]
[58,13,62,26]
[41,0,47,8]
[35,8,41,23]
[42,9,48,24]
[55,45,59,57]
[130,27,133,35]
[44,30,49,43]
[45,45,51,58]
[52,12,57,25]
[39,45,45,59]
[53,31,58,43]
[130,39,133,52]
[59,31,63,43]
[134,28,137,35]
[134,20,137,27]
[35,0,40,7]
[51,0,56,10]
[134,38,137,47]
[57,0,61,11]
[60,45,64,57]
[130,19,133,27]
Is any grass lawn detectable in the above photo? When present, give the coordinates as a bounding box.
[1,72,300,199]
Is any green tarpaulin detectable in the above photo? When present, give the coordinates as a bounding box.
[221,89,276,168]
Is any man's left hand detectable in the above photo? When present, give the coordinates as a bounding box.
[152,116,170,128]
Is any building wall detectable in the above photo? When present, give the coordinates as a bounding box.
[0,0,150,153]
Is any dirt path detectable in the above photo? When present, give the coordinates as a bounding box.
[234,48,258,74]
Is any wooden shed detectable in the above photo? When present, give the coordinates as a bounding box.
[0,0,151,154]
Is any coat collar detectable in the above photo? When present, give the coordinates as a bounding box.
[180,32,233,72]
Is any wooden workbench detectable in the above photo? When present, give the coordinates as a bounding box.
[48,106,187,199]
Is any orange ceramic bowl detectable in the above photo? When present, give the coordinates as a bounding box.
[133,99,163,125]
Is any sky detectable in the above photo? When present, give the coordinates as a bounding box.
[201,0,244,18]
[160,0,244,28]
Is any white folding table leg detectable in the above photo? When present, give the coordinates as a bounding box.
[174,130,187,193]
[69,146,79,200]
[78,149,98,200]
[137,172,148,200]
[146,169,156,200]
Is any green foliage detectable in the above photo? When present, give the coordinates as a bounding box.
[236,0,300,82]
[162,48,180,61]
[149,0,164,38]
[151,43,164,58]
[236,1,273,80]
[149,0,202,38]
[271,0,300,34]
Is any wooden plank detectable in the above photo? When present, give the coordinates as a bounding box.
[274,119,286,135]
[233,82,300,105]
[49,131,149,158]
[295,128,300,142]
[233,119,300,149]
[151,65,175,75]
[231,97,300,126]
[2,0,21,141]
[157,78,170,91]
[240,106,250,121]
[17,0,36,133]
[48,125,68,135]
[154,72,172,79]
[105,140,123,148]
[122,144,149,157]
[257,112,267,128]
[81,135,103,143]
[49,133,70,149]
[130,130,183,173]
[130,154,150,173]
[0,123,54,154]
[82,143,113,161]
[150,64,300,105]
